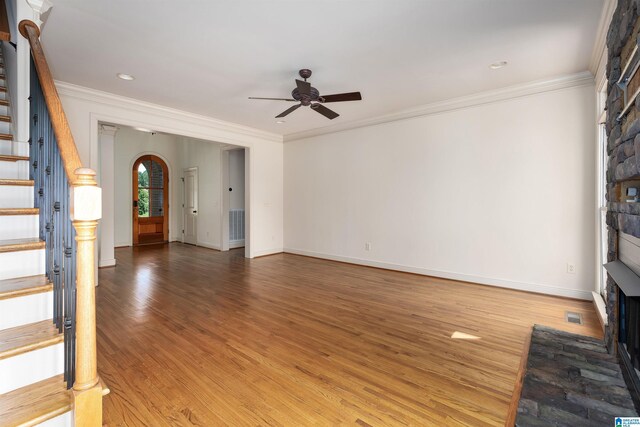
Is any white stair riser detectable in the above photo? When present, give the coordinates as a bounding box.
[39,411,73,427]
[0,289,51,329]
[0,105,10,120]
[0,120,10,134]
[0,141,29,157]
[0,185,33,208]
[0,214,38,239]
[0,342,63,394]
[14,141,28,157]
[0,248,44,281]
[0,159,28,179]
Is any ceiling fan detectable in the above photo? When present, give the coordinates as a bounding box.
[248,69,362,120]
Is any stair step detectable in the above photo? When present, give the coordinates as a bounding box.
[0,99,9,107]
[0,114,10,123]
[0,374,71,427]
[0,155,28,162]
[0,208,38,216]
[0,320,62,360]
[0,179,33,186]
[0,133,12,140]
[0,276,51,301]
[0,238,45,253]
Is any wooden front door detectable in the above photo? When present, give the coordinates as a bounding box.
[133,155,169,245]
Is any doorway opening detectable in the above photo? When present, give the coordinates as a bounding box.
[132,155,169,245]
[222,148,246,251]
[183,167,198,245]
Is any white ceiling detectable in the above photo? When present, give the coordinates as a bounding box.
[41,0,604,137]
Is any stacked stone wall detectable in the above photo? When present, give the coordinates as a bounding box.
[605,0,640,351]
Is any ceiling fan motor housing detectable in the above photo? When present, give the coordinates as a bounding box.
[292,87,321,105]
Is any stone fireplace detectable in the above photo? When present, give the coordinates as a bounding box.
[606,0,640,404]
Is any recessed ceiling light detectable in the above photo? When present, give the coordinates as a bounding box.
[276,120,285,124]
[117,73,135,81]
[133,127,153,133]
[489,61,508,70]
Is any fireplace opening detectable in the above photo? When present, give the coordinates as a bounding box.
[618,287,640,409]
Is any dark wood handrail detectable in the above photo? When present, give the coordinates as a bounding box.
[19,20,83,184]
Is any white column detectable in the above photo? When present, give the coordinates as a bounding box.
[98,124,117,268]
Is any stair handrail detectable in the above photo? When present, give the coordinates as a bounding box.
[19,19,104,427]
[19,20,82,184]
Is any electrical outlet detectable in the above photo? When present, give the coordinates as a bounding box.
[365,242,371,251]
[567,263,576,274]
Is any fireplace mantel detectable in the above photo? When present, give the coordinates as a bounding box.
[605,260,640,297]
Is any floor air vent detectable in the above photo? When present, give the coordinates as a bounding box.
[565,311,583,325]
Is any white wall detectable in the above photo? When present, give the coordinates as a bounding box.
[114,128,183,246]
[54,82,284,259]
[285,84,596,299]
[229,149,245,210]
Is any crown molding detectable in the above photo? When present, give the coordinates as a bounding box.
[284,71,595,142]
[589,0,617,76]
[54,81,283,144]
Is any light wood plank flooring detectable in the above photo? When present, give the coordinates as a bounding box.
[97,244,602,426]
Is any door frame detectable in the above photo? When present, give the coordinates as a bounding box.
[182,167,198,245]
[96,116,254,258]
[132,154,169,245]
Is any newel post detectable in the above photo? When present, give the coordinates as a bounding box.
[70,168,103,427]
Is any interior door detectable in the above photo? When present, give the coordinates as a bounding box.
[133,155,169,245]
[183,168,198,245]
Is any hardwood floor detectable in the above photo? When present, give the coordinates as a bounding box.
[97,244,602,426]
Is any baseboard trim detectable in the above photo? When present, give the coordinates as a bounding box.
[230,240,245,249]
[99,258,116,268]
[196,241,221,251]
[252,248,284,258]
[283,248,593,300]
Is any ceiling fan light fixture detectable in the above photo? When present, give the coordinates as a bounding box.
[117,73,135,81]
[489,61,508,70]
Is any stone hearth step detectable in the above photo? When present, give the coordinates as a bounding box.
[515,325,637,426]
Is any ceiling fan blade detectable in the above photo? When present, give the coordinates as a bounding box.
[249,97,296,101]
[320,92,362,103]
[311,103,339,120]
[296,79,311,97]
[276,103,302,118]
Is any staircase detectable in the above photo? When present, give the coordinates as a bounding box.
[0,44,71,427]
[0,17,106,427]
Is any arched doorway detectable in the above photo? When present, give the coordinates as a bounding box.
[132,155,169,245]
